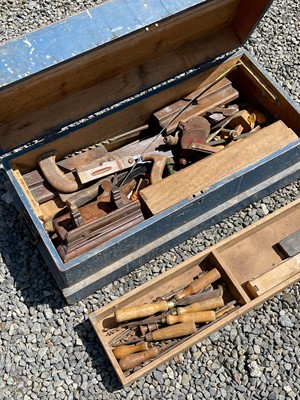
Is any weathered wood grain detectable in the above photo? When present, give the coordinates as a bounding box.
[139,121,298,215]
[246,255,300,298]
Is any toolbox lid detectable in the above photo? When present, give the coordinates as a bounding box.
[0,0,272,155]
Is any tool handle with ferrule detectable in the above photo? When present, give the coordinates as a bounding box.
[174,268,221,300]
[176,297,224,314]
[119,347,161,371]
[145,321,196,341]
[215,304,235,318]
[115,300,174,323]
[112,342,150,360]
[166,311,216,325]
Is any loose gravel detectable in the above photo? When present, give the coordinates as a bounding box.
[0,0,300,399]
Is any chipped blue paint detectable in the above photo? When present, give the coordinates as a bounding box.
[0,0,205,89]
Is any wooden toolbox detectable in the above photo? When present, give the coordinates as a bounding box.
[1,0,300,303]
[89,198,300,385]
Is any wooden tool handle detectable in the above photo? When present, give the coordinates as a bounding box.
[215,304,235,318]
[176,297,224,314]
[119,347,161,371]
[166,311,215,325]
[174,268,221,300]
[38,151,80,193]
[115,300,171,323]
[113,342,150,360]
[141,154,168,184]
[146,321,196,341]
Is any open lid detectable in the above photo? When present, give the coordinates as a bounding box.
[0,0,272,155]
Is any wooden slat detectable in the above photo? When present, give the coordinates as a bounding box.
[246,255,300,298]
[12,165,43,220]
[209,251,251,304]
[139,120,298,215]
[154,77,234,122]
[39,198,66,222]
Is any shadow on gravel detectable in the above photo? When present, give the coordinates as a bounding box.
[75,319,123,393]
[0,169,65,311]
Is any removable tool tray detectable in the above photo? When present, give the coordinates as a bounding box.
[89,198,300,386]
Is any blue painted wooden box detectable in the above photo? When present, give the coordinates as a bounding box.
[1,0,299,303]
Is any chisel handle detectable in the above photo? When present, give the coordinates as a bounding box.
[176,297,224,315]
[115,300,174,323]
[215,304,235,318]
[119,347,161,371]
[174,268,221,300]
[166,311,215,325]
[145,321,196,341]
[113,342,150,360]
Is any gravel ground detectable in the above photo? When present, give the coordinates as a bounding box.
[0,1,300,399]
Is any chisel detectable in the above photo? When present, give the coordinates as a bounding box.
[113,342,151,360]
[120,321,197,346]
[164,311,216,325]
[175,296,224,315]
[118,341,176,371]
[174,268,221,300]
[215,300,237,318]
[144,321,197,341]
[115,284,223,324]
[120,310,216,328]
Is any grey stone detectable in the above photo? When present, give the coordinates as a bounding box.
[253,345,261,354]
[248,361,263,378]
[181,372,191,386]
[31,323,41,334]
[209,332,221,342]
[279,315,294,328]
[236,385,247,393]
[153,370,164,385]
[43,309,53,319]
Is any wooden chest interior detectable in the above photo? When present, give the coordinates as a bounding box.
[7,51,300,220]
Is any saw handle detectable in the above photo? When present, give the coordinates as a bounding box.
[141,154,168,184]
[174,268,221,301]
[176,296,224,314]
[166,311,215,325]
[114,300,174,323]
[145,321,196,341]
[113,342,150,360]
[38,151,80,193]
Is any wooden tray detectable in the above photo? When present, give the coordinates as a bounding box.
[89,198,300,385]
